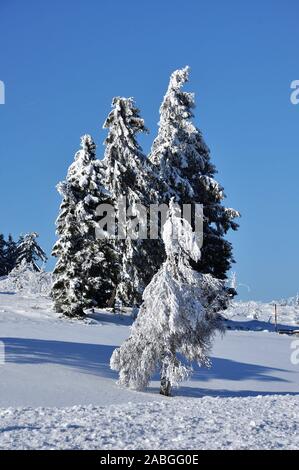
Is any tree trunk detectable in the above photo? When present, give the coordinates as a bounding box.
[70,306,85,318]
[159,352,172,396]
[160,374,171,396]
[107,286,117,309]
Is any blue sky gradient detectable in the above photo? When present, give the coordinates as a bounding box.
[0,0,298,301]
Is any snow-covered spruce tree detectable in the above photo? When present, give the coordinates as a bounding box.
[149,66,239,281]
[15,232,47,272]
[103,97,163,307]
[110,200,230,396]
[66,134,119,309]
[52,135,118,317]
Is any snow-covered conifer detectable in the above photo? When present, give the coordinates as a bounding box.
[110,200,230,396]
[52,135,118,317]
[149,67,239,280]
[103,97,163,306]
[16,232,47,272]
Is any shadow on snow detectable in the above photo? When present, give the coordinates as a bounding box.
[2,337,118,380]
[1,337,294,399]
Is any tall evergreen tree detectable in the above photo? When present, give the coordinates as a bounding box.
[103,97,162,306]
[149,67,240,280]
[52,134,118,317]
[111,200,230,396]
[15,232,47,272]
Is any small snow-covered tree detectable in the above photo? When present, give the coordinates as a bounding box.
[16,232,47,272]
[111,200,230,396]
[149,66,239,281]
[103,97,163,306]
[7,259,52,296]
[52,134,118,317]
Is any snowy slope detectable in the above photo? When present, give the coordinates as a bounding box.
[0,291,298,449]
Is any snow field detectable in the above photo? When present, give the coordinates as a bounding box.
[0,395,298,450]
[0,291,298,449]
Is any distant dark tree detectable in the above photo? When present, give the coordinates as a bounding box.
[0,234,7,276]
[5,234,18,273]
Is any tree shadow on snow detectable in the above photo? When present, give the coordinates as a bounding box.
[146,355,294,398]
[226,318,296,332]
[173,356,295,398]
[1,337,118,379]
[190,356,289,383]
[2,338,295,398]
[172,388,299,398]
[86,311,134,327]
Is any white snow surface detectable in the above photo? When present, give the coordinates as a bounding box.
[0,290,298,449]
[1,396,298,450]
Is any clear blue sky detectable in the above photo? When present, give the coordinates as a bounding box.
[0,0,298,301]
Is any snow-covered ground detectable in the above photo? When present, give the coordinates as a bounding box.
[224,299,299,328]
[1,396,299,450]
[0,290,298,449]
